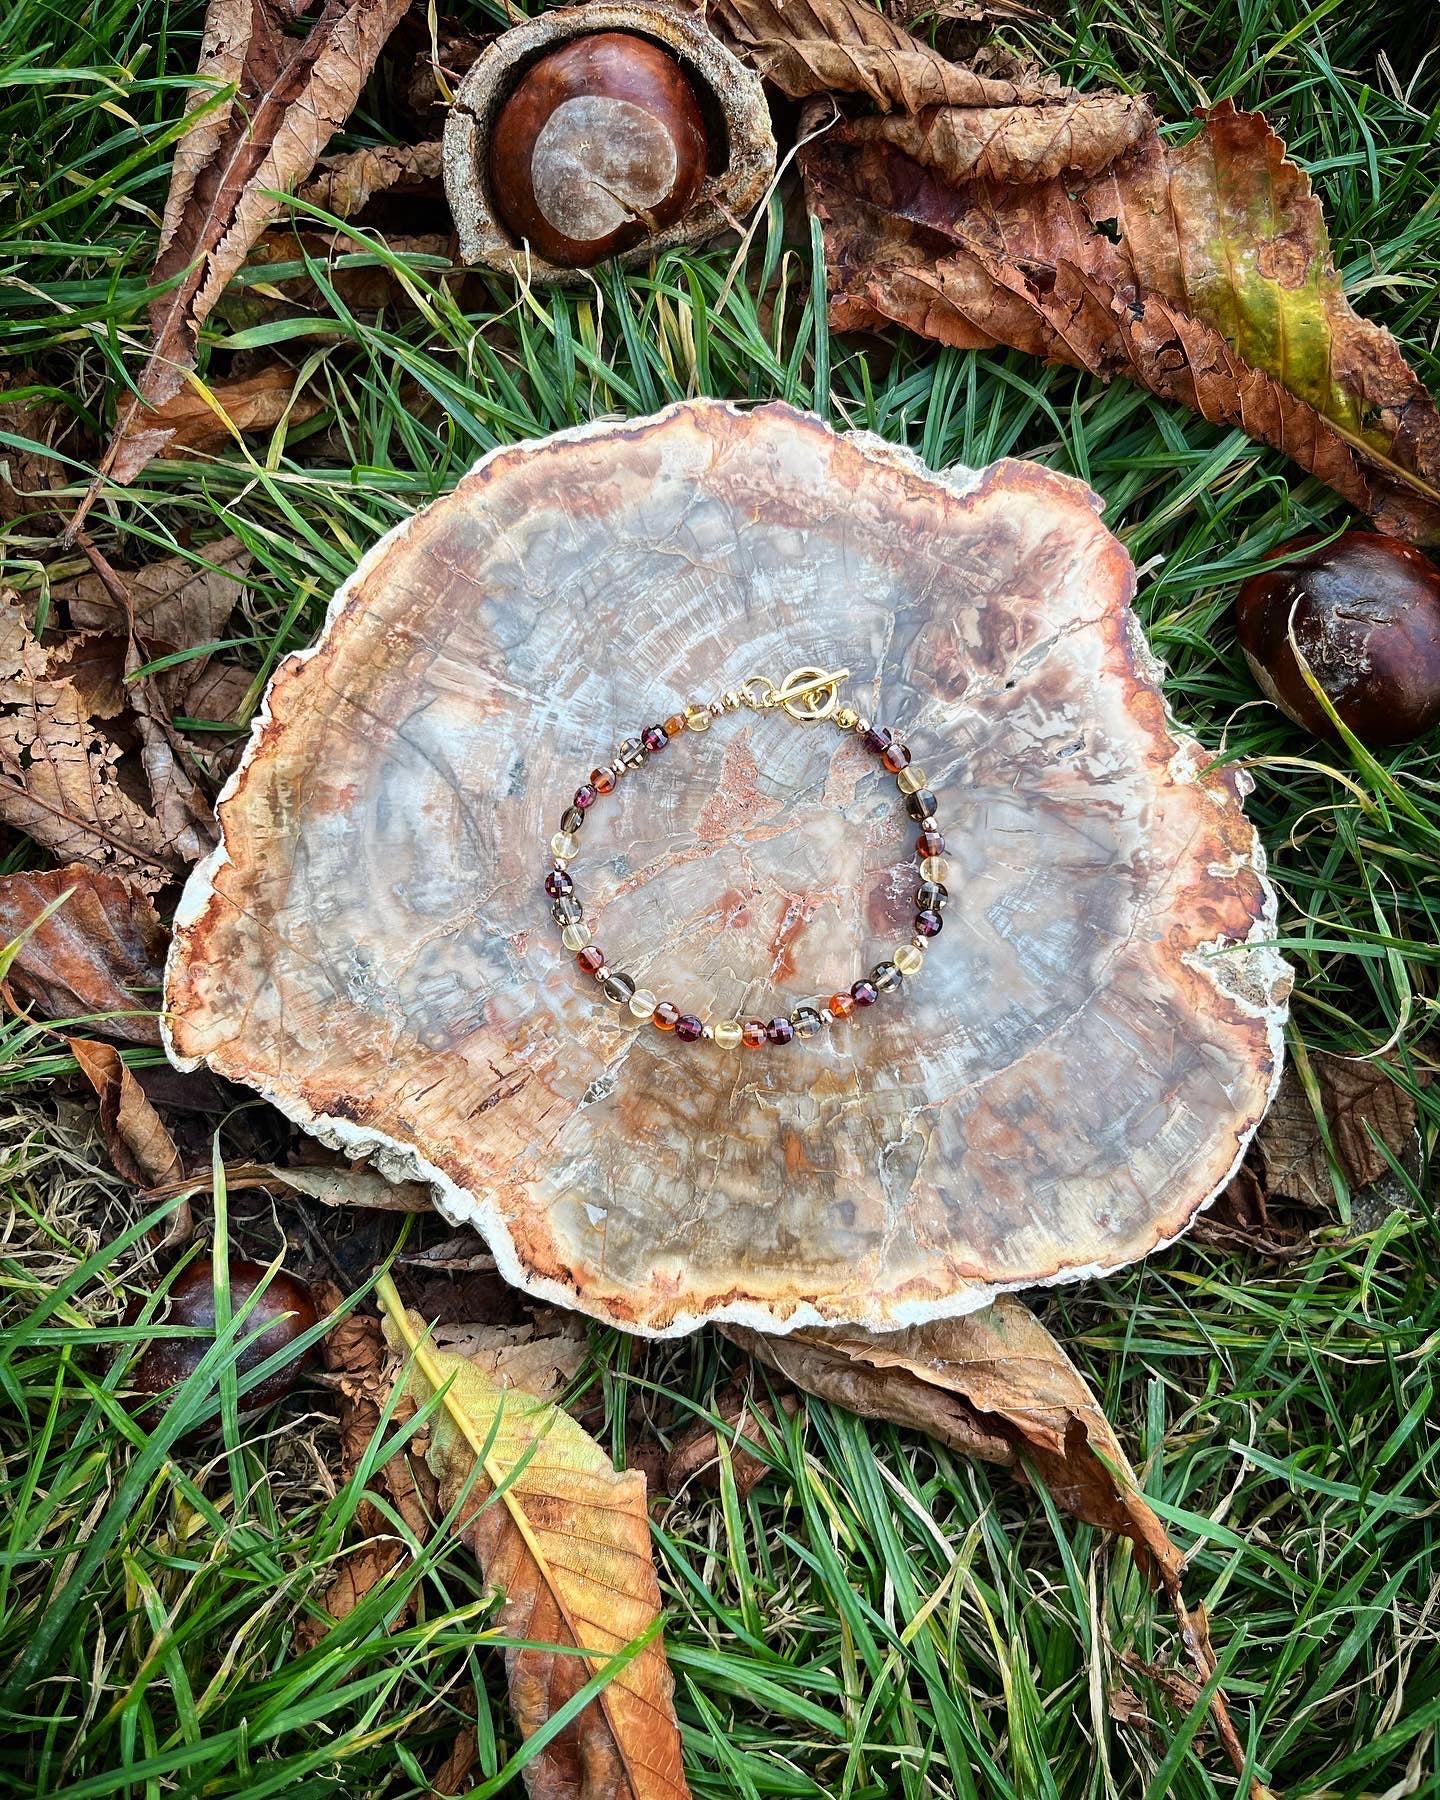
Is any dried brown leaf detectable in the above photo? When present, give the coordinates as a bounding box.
[93,0,409,492]
[726,1298,1269,1795]
[0,595,182,889]
[68,1035,183,1189]
[802,100,1440,538]
[119,367,322,475]
[384,1289,691,1800]
[0,378,72,524]
[1190,1159,1306,1257]
[1255,1051,1417,1206]
[664,1388,799,1500]
[0,865,168,1044]
[299,139,443,220]
[61,536,249,652]
[425,1314,589,1405]
[273,1160,435,1210]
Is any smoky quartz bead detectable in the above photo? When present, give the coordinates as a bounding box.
[560,806,584,834]
[905,789,938,822]
[552,895,583,926]
[872,960,903,993]
[791,1007,824,1039]
[603,972,636,1005]
[916,879,949,912]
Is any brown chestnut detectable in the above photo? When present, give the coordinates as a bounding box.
[1235,532,1440,745]
[124,1259,318,1425]
[489,32,708,267]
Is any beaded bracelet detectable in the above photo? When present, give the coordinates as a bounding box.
[542,665,949,1049]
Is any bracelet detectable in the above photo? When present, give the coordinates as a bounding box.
[542,665,949,1049]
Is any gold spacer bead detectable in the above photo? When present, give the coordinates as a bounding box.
[550,831,579,859]
[894,943,924,977]
[712,1019,743,1050]
[560,922,591,952]
[835,705,859,731]
[919,855,950,885]
[896,765,927,795]
[684,704,712,732]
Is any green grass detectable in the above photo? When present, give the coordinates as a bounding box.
[2,0,1438,1792]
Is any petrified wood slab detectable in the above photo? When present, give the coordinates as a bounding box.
[165,401,1290,1336]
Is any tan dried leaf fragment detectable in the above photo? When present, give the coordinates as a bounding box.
[68,1037,183,1189]
[0,595,182,890]
[0,866,168,1045]
[383,1289,691,1800]
[92,0,409,492]
[1255,1052,1417,1206]
[123,367,321,472]
[299,139,443,219]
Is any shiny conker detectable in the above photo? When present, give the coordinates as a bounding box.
[1235,532,1440,745]
[124,1258,318,1424]
[488,32,708,267]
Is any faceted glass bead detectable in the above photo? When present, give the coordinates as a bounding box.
[616,737,645,768]
[916,829,946,859]
[573,784,597,811]
[905,789,938,822]
[850,979,878,1008]
[916,879,949,912]
[577,946,605,975]
[741,1020,767,1049]
[641,725,667,753]
[894,944,925,976]
[675,1014,704,1042]
[664,714,686,737]
[882,742,912,774]
[545,869,573,899]
[592,768,617,795]
[862,725,891,755]
[919,855,950,884]
[603,972,636,1004]
[552,895,583,926]
[766,1016,795,1045]
[791,1007,824,1039]
[872,960,903,993]
[713,1019,743,1050]
[628,988,657,1020]
[550,830,579,859]
[828,991,856,1019]
[684,705,712,732]
[560,806,584,834]
[914,908,943,938]
[652,1001,681,1031]
[896,765,927,795]
[561,922,591,952]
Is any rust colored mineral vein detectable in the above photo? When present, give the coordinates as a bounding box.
[165,400,1289,1335]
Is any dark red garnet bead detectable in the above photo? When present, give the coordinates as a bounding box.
[914,908,944,937]
[850,979,878,1007]
[861,725,892,755]
[675,1013,704,1042]
[577,945,605,975]
[545,869,574,899]
[766,1016,795,1044]
[916,829,946,859]
[573,783,597,811]
[641,724,668,753]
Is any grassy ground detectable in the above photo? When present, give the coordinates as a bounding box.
[2,0,1439,1793]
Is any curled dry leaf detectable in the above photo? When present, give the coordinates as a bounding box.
[0,594,182,890]
[299,139,444,220]
[0,865,168,1045]
[381,1281,690,1800]
[89,0,409,496]
[62,534,249,654]
[664,1388,799,1500]
[1252,1050,1418,1207]
[123,366,322,469]
[800,94,1440,539]
[68,1036,183,1190]
[726,1297,1269,1796]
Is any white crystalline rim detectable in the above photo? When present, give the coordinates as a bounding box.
[163,399,1290,1340]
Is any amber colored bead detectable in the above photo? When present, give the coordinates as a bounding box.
[573,783,597,811]
[741,1020,767,1049]
[827,992,855,1019]
[652,1001,681,1031]
[577,946,605,975]
[882,741,912,773]
[850,979,878,1007]
[664,714,686,737]
[766,1017,795,1045]
[545,868,573,899]
[592,768,617,795]
[641,724,667,753]
[861,725,892,755]
[914,908,944,938]
[675,1014,704,1042]
[916,829,946,859]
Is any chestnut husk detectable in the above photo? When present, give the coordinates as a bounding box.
[1235,531,1440,746]
[123,1258,318,1433]
[444,0,776,283]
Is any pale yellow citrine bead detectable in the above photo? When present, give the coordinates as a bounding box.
[894,943,924,977]
[919,855,949,885]
[712,1019,743,1050]
[628,988,657,1020]
[684,704,712,732]
[551,830,579,859]
[560,922,591,952]
[896,765,927,795]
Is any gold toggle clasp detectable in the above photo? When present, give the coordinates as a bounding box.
[739,665,851,722]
